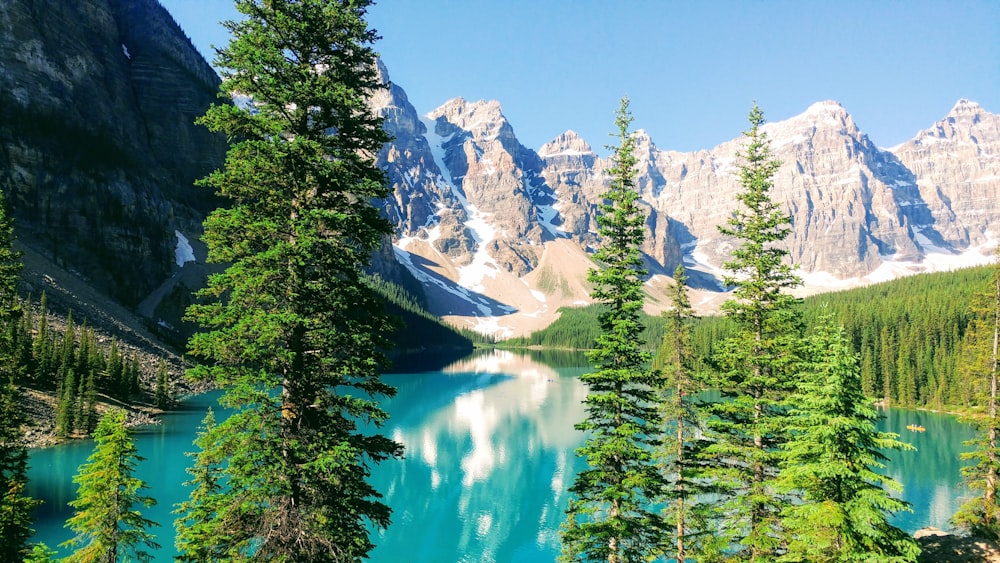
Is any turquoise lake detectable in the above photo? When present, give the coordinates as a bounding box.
[28,349,976,561]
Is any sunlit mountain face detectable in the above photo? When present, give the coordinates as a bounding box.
[370,64,1000,339]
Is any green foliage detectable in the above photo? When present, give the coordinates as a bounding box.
[54,368,75,439]
[561,97,665,563]
[177,1,403,560]
[365,274,479,351]
[0,382,40,561]
[656,266,716,561]
[61,408,159,562]
[174,409,230,562]
[0,188,23,381]
[799,267,989,410]
[154,360,171,409]
[24,542,58,563]
[0,286,181,441]
[954,256,1000,539]
[701,103,802,561]
[779,315,919,562]
[505,304,610,350]
[515,265,992,415]
[0,187,36,561]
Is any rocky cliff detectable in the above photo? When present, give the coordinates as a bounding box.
[0,0,226,315]
[372,64,1000,338]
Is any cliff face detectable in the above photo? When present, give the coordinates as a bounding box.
[0,0,226,307]
[3,2,997,342]
[892,99,1000,251]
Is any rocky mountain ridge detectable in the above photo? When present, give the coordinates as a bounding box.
[371,63,1000,338]
[3,0,997,344]
[0,0,226,330]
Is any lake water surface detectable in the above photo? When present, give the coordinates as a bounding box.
[28,349,976,561]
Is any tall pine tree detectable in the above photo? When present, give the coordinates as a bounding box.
[954,250,1000,539]
[153,359,170,409]
[560,97,665,563]
[61,408,159,562]
[779,315,919,562]
[178,1,402,560]
[174,408,230,562]
[0,382,41,561]
[0,184,22,380]
[702,103,802,561]
[655,265,717,561]
[0,183,37,561]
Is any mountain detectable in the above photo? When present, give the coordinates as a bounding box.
[0,0,226,332]
[372,65,1000,339]
[2,1,996,346]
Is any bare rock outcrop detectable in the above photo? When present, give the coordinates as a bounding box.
[892,99,1000,250]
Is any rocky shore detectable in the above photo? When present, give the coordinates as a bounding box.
[21,387,162,449]
[916,528,1000,562]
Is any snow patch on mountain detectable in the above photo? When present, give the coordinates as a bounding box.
[393,245,510,321]
[525,171,567,239]
[174,231,195,267]
[420,115,501,293]
[799,240,997,290]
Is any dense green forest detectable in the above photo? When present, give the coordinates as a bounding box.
[0,272,473,444]
[365,274,478,355]
[506,265,994,411]
[3,293,147,438]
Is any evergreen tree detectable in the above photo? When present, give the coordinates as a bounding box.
[179,1,402,560]
[106,338,124,398]
[0,186,23,382]
[24,542,57,562]
[73,370,87,433]
[80,370,98,435]
[61,408,159,562]
[954,252,1000,539]
[174,409,229,562]
[879,324,896,404]
[32,293,55,389]
[779,315,919,562]
[154,359,170,409]
[0,181,36,561]
[59,312,75,376]
[55,368,75,438]
[702,103,802,561]
[14,298,34,383]
[74,323,91,379]
[0,382,41,561]
[560,97,665,563]
[655,265,717,561]
[126,355,141,398]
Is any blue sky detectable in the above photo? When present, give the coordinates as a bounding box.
[160,0,999,154]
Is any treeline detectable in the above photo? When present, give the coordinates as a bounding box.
[799,267,990,409]
[4,293,162,437]
[365,274,484,353]
[508,265,995,411]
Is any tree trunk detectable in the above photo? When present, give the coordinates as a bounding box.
[608,497,620,563]
[986,270,1000,522]
[676,354,686,563]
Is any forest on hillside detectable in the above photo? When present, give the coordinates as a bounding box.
[507,265,996,412]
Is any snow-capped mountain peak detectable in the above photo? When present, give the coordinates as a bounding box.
[373,79,1000,339]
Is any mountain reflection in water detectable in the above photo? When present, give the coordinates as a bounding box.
[28,348,974,562]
